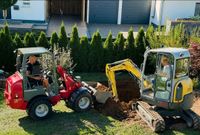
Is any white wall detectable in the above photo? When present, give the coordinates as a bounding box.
[150,0,198,26]
[11,0,47,21]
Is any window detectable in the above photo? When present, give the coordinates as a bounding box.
[175,58,189,78]
[195,3,200,16]
[144,52,157,76]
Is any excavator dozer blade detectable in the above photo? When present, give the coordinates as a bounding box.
[82,81,112,104]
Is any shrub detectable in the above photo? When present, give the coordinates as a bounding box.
[37,31,49,48]
[0,25,15,71]
[89,31,104,72]
[24,32,37,47]
[125,28,136,61]
[114,33,125,60]
[103,31,114,63]
[69,25,80,70]
[145,25,158,49]
[79,36,90,72]
[135,27,146,65]
[13,33,24,48]
[50,32,59,50]
[59,22,68,50]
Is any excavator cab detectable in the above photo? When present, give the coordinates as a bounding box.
[141,48,193,110]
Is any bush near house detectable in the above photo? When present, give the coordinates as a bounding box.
[0,23,200,73]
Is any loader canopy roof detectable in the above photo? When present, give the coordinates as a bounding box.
[17,47,49,55]
[148,48,190,59]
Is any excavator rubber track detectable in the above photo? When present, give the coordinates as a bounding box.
[135,101,165,132]
[184,109,200,130]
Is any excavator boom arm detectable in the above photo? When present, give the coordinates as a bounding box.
[106,59,142,97]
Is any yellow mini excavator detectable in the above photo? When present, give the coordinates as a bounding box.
[106,48,200,132]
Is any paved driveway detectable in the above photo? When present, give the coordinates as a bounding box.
[47,15,88,37]
[87,24,148,39]
[47,15,148,39]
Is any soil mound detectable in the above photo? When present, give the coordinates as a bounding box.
[94,80,140,121]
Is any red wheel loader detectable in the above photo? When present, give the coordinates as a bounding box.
[4,47,111,120]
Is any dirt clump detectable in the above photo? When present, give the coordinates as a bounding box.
[94,81,140,122]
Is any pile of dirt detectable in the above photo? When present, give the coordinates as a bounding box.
[94,80,141,122]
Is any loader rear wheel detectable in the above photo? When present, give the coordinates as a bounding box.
[68,87,92,112]
[27,97,52,120]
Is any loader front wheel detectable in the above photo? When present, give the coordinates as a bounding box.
[68,87,92,112]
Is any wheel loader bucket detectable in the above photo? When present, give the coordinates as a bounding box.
[82,82,112,104]
[93,90,112,104]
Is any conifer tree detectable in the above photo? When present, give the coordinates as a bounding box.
[79,36,90,72]
[37,31,49,48]
[103,31,114,63]
[125,28,135,60]
[135,27,146,65]
[89,31,103,72]
[59,22,68,49]
[14,33,24,48]
[69,25,80,70]
[50,32,59,50]
[114,33,125,60]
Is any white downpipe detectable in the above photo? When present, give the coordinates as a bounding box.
[117,0,123,25]
[159,0,165,26]
[86,0,90,23]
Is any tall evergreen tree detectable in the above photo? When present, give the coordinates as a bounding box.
[37,31,49,48]
[79,36,90,72]
[50,32,59,50]
[103,31,114,63]
[135,27,146,65]
[114,33,125,60]
[125,27,135,60]
[24,32,36,47]
[59,22,68,49]
[89,31,103,72]
[69,25,80,70]
[0,25,15,71]
[13,33,24,48]
[145,25,157,48]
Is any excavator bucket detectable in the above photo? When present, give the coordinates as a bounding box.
[82,82,112,104]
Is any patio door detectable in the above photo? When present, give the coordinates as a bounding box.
[50,0,81,16]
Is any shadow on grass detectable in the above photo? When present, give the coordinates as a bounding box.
[161,129,200,135]
[18,109,115,135]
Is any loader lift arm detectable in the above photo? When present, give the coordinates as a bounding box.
[105,59,142,98]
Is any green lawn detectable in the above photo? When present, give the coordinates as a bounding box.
[0,73,200,135]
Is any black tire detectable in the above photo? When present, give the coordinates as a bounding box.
[68,87,92,112]
[27,97,52,120]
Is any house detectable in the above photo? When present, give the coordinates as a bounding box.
[150,0,200,26]
[0,0,152,24]
[0,0,199,25]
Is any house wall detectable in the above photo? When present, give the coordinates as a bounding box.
[150,0,198,26]
[11,0,47,21]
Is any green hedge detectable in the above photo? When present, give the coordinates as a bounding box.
[0,23,199,72]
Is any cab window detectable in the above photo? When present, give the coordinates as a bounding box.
[175,58,189,78]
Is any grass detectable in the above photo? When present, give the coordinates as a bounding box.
[0,73,200,135]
